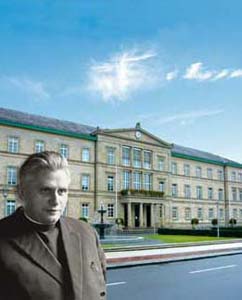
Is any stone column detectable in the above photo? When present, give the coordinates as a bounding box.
[151,203,154,227]
[128,202,132,227]
[139,203,143,227]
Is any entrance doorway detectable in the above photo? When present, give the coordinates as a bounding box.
[134,204,140,227]
[146,205,151,227]
[124,204,128,227]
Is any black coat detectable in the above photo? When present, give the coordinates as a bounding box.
[0,209,106,300]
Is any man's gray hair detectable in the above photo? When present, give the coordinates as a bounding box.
[19,151,70,185]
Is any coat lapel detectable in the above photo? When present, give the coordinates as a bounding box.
[60,218,83,299]
[10,230,63,284]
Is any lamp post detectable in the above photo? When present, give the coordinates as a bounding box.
[2,186,9,200]
[217,200,220,238]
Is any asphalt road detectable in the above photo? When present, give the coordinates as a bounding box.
[107,254,242,300]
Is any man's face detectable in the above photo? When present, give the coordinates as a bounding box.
[20,168,70,224]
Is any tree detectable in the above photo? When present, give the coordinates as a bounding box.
[191,218,199,229]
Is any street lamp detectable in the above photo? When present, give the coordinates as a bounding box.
[217,200,220,238]
[2,186,9,200]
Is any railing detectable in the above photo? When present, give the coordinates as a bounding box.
[120,189,164,198]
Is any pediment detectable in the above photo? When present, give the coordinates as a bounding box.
[98,127,171,148]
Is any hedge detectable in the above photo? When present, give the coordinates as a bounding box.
[158,227,242,238]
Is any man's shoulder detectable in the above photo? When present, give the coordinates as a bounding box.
[61,216,96,236]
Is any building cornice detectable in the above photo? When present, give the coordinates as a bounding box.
[0,119,97,141]
[172,151,242,169]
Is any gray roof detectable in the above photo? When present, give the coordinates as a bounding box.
[0,107,240,166]
[172,144,240,166]
[0,107,96,136]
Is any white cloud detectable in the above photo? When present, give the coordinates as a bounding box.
[4,76,50,101]
[166,70,178,81]
[230,69,242,78]
[212,69,230,81]
[183,62,214,81]
[87,49,158,102]
[140,109,224,126]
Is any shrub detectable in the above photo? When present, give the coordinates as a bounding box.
[229,218,237,227]
[79,217,88,223]
[211,218,218,226]
[115,218,124,225]
[191,218,199,225]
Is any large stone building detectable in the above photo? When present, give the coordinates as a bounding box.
[1,107,242,228]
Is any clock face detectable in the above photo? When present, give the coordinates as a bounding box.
[135,131,141,139]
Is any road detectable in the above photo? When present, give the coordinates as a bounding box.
[107,254,242,300]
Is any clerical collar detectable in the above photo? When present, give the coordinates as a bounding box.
[23,211,58,232]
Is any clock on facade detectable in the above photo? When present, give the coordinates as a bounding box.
[135,131,142,139]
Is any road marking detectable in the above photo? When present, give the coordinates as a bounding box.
[107,281,126,286]
[189,264,237,274]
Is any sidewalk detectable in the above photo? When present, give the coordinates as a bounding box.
[105,240,242,268]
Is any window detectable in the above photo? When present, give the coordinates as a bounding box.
[159,181,165,192]
[81,174,90,191]
[217,170,224,181]
[143,173,152,191]
[133,172,141,190]
[207,168,213,179]
[122,170,131,190]
[231,171,236,182]
[184,184,191,198]
[233,208,238,219]
[8,137,19,153]
[219,208,224,220]
[197,208,203,220]
[107,204,114,217]
[107,147,115,165]
[208,208,214,220]
[60,144,68,158]
[107,176,114,191]
[218,188,224,201]
[5,200,16,216]
[239,189,242,201]
[144,150,152,169]
[7,166,17,185]
[122,146,131,166]
[171,162,177,175]
[196,186,203,200]
[196,166,202,178]
[185,208,191,220]
[81,203,89,218]
[158,157,164,171]
[239,173,242,182]
[82,148,90,162]
[172,207,178,220]
[184,164,190,176]
[133,148,141,168]
[208,187,213,200]
[232,187,237,201]
[240,209,242,219]
[172,184,178,197]
[35,140,45,153]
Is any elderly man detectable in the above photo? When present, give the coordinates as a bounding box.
[0,151,106,300]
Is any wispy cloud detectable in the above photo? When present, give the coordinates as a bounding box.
[4,76,50,101]
[183,62,214,81]
[166,70,178,81]
[230,69,242,78]
[87,49,158,102]
[212,69,230,81]
[139,109,224,126]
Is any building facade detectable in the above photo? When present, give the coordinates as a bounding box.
[1,107,242,228]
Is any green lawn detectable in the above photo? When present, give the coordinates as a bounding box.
[144,234,233,243]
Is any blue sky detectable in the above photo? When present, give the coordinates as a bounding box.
[1,0,242,162]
